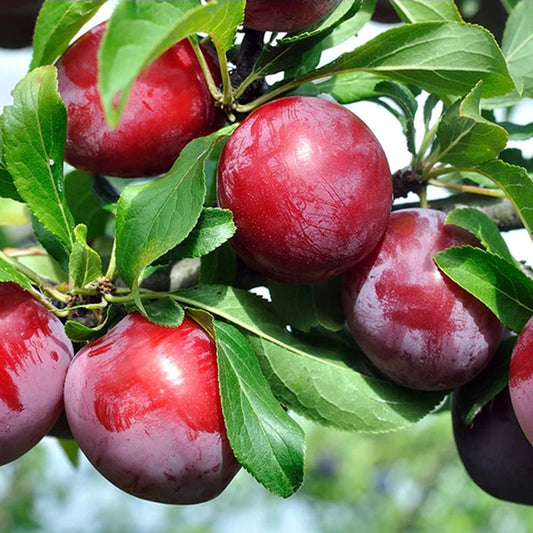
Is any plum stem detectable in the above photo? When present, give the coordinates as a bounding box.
[427,178,506,198]
[0,249,68,307]
[415,120,440,168]
[418,187,428,209]
[188,37,226,103]
[104,239,118,281]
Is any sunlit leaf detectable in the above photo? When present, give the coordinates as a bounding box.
[391,0,463,22]
[100,0,243,127]
[215,321,305,498]
[69,224,103,288]
[2,66,75,250]
[174,285,445,432]
[444,207,516,264]
[115,127,234,291]
[311,22,514,98]
[436,81,508,166]
[31,0,106,68]
[435,246,533,332]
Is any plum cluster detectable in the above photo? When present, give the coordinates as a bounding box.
[55,1,343,178]
[0,282,240,504]
[3,0,533,508]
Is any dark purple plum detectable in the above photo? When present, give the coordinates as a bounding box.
[343,208,503,391]
[452,386,533,504]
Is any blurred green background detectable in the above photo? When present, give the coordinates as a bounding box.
[1,411,532,533]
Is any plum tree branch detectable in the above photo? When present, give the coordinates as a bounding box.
[231,28,268,111]
[394,193,523,233]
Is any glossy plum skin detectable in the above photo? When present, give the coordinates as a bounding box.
[64,313,240,504]
[452,386,533,504]
[243,0,341,32]
[0,283,73,465]
[343,209,503,391]
[217,95,392,284]
[509,315,533,445]
[57,22,224,178]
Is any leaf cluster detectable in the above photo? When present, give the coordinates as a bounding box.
[0,0,532,499]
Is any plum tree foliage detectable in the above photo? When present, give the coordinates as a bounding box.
[0,0,533,505]
[57,21,225,177]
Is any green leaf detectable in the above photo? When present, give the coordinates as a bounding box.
[64,320,98,343]
[0,254,33,290]
[503,0,521,10]
[283,0,359,40]
[434,246,533,332]
[2,66,75,251]
[199,242,237,286]
[58,439,79,467]
[203,138,226,207]
[501,148,533,173]
[100,0,243,127]
[501,0,533,97]
[323,0,374,48]
[31,215,70,273]
[423,93,441,130]
[374,80,419,154]
[173,285,444,432]
[436,81,508,166]
[474,158,533,238]
[160,208,236,262]
[311,21,514,98]
[268,277,344,333]
[215,321,305,498]
[30,0,106,68]
[500,120,533,141]
[64,171,112,239]
[454,336,515,425]
[16,250,67,285]
[296,71,391,103]
[276,0,362,80]
[0,168,21,203]
[115,128,232,292]
[69,225,103,289]
[144,297,185,328]
[64,306,125,343]
[391,0,463,22]
[0,119,24,203]
[89,175,121,215]
[249,334,444,432]
[252,1,361,80]
[444,207,516,264]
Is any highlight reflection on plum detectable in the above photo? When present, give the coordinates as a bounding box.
[64,312,240,504]
[217,95,392,284]
[0,282,73,465]
[343,209,503,391]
